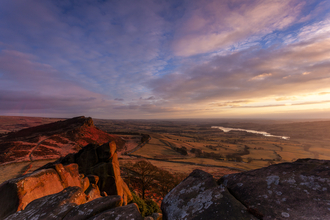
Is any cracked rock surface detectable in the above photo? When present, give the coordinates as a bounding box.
[219,159,330,220]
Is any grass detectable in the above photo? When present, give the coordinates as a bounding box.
[0,159,56,184]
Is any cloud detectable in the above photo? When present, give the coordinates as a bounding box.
[235,100,330,108]
[114,98,124,101]
[275,96,298,101]
[249,73,272,81]
[211,100,253,107]
[171,0,305,56]
[0,49,118,115]
[148,18,330,105]
[319,92,330,95]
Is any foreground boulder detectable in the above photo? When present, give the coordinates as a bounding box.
[38,141,133,205]
[162,159,330,220]
[90,203,143,220]
[5,188,138,220]
[5,187,86,220]
[63,195,122,220]
[219,159,330,220]
[161,169,257,220]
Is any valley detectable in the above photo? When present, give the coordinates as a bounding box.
[95,118,330,178]
[1,116,330,184]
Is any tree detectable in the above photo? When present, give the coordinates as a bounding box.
[123,160,159,200]
[122,160,187,201]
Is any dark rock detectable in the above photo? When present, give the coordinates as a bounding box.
[63,195,122,220]
[85,183,102,201]
[96,141,116,162]
[88,203,143,220]
[75,144,99,174]
[152,213,163,220]
[87,175,99,185]
[0,181,19,220]
[5,187,86,220]
[161,169,257,220]
[145,213,162,220]
[219,159,330,220]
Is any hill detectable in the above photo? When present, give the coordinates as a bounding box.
[0,116,125,165]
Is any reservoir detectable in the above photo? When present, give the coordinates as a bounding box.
[211,126,290,140]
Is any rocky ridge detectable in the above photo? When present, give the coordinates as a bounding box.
[162,159,330,220]
[0,116,125,165]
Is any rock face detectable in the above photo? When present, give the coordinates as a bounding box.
[4,187,87,220]
[162,159,330,220]
[161,169,257,220]
[0,116,125,164]
[219,159,330,220]
[38,141,133,205]
[0,163,86,219]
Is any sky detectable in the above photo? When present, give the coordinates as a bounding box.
[0,0,330,119]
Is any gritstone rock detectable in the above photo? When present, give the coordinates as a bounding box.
[89,203,143,220]
[38,141,133,205]
[161,169,257,220]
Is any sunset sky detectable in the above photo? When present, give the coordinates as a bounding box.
[0,0,330,119]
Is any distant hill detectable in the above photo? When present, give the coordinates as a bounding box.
[0,116,125,164]
[0,116,61,133]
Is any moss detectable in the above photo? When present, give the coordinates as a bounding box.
[130,191,147,217]
[145,199,161,216]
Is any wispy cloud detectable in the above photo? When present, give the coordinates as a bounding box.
[235,100,330,108]
[249,73,272,81]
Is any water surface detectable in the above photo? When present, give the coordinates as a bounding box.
[211,126,290,140]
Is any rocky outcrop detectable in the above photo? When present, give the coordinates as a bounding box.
[162,159,330,220]
[38,141,133,205]
[0,116,125,164]
[219,159,330,220]
[0,141,135,220]
[161,169,257,220]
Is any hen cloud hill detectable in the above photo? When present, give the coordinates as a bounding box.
[0,116,125,165]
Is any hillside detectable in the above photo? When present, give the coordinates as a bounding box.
[0,116,125,165]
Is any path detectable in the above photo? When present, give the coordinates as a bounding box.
[127,154,246,172]
[29,136,51,161]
